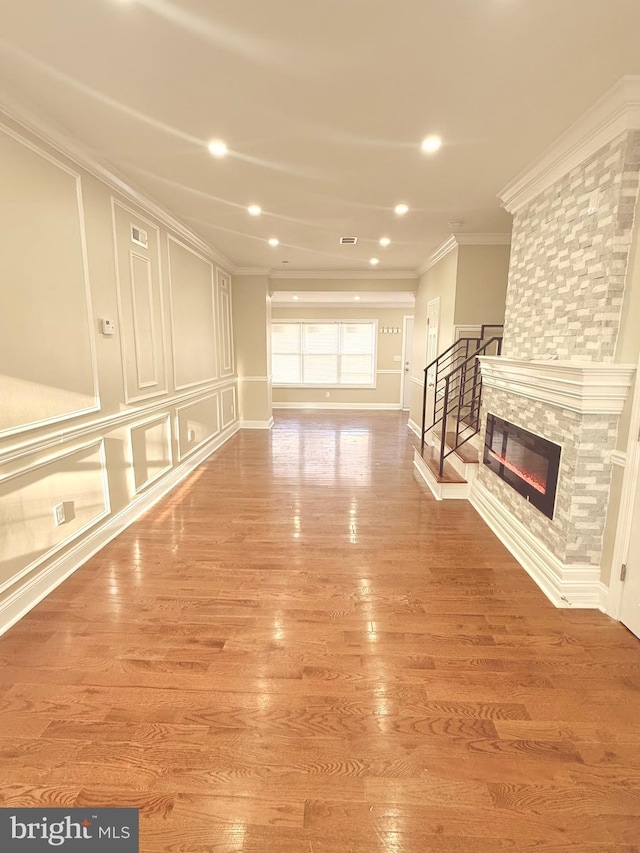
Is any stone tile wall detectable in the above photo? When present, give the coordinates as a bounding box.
[502,130,640,362]
[480,130,640,570]
[478,386,619,566]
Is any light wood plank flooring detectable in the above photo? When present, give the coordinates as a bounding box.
[1,411,639,852]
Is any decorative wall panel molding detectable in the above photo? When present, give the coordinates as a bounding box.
[168,236,219,391]
[0,439,110,596]
[0,124,100,438]
[176,393,221,461]
[111,199,168,403]
[129,413,173,494]
[216,268,235,378]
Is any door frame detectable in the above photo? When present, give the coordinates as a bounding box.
[605,351,640,619]
[400,314,414,410]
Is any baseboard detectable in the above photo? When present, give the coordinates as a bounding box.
[0,422,240,637]
[407,418,421,438]
[470,478,601,609]
[273,403,402,410]
[598,582,610,614]
[240,418,274,429]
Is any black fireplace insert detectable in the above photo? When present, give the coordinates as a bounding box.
[483,413,561,520]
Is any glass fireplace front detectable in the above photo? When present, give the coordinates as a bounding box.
[483,413,561,520]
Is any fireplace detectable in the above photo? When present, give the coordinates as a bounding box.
[483,413,561,520]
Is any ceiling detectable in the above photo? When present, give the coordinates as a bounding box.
[2,0,640,272]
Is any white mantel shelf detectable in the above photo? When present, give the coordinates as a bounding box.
[478,357,636,415]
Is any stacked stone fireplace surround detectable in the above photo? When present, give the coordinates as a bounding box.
[474,128,640,605]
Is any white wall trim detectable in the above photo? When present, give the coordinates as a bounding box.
[0,379,237,467]
[174,392,221,463]
[598,582,610,614]
[0,422,240,637]
[220,387,237,430]
[407,418,421,439]
[269,269,417,281]
[377,369,403,375]
[239,376,271,382]
[470,478,601,608]
[273,403,402,410]
[417,236,457,276]
[0,123,101,440]
[240,418,275,430]
[611,450,627,468]
[478,356,636,415]
[111,197,169,405]
[0,100,236,274]
[453,233,512,246]
[167,234,219,392]
[499,75,640,213]
[0,438,111,598]
[129,412,173,495]
[605,353,640,619]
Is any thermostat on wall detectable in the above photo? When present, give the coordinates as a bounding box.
[101,319,116,335]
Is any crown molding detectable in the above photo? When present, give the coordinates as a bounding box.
[453,233,512,246]
[0,93,237,274]
[499,75,640,214]
[234,267,271,277]
[417,236,458,276]
[268,269,417,280]
[416,232,511,277]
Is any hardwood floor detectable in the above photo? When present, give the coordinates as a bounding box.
[1,410,639,852]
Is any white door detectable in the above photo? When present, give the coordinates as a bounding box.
[401,316,414,410]
[621,468,640,639]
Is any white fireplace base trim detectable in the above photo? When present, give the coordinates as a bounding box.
[478,357,636,415]
[470,478,601,609]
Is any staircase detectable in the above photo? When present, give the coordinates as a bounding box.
[414,325,503,499]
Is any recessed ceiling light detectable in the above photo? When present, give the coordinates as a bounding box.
[370,258,380,266]
[354,296,361,301]
[379,237,391,247]
[207,139,228,158]
[268,238,279,247]
[292,295,299,301]
[421,135,442,154]
[248,204,262,216]
[394,204,409,216]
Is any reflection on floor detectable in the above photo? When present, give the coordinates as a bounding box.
[1,410,639,852]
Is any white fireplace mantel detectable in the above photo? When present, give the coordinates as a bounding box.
[478,357,636,415]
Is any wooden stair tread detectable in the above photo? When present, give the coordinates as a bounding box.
[431,430,480,465]
[420,447,467,484]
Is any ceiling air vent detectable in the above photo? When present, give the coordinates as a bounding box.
[339,236,358,245]
[131,225,148,248]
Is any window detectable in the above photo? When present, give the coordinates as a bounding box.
[272,321,376,387]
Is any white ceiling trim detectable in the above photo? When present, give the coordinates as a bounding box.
[268,269,418,280]
[417,236,458,276]
[454,233,512,245]
[0,93,237,274]
[499,75,640,214]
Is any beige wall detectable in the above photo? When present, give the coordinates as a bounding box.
[0,111,238,632]
[270,277,417,294]
[409,247,459,427]
[455,245,511,328]
[232,275,273,424]
[271,306,409,408]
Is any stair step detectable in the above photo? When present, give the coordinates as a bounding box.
[431,430,480,465]
[420,447,467,484]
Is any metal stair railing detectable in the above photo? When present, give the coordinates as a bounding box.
[421,334,503,476]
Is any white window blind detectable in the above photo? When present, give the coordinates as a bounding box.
[272,321,376,386]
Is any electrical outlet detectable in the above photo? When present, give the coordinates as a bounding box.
[54,503,66,526]
[187,428,196,443]
[325,391,330,398]
[393,355,401,362]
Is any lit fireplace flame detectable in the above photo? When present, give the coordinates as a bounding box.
[488,449,547,494]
